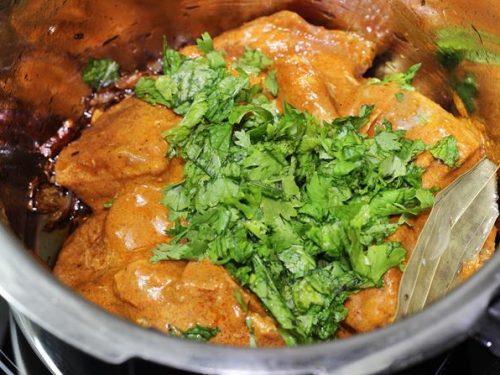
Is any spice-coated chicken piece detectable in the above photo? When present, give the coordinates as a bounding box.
[349,81,486,189]
[54,180,284,347]
[343,82,491,333]
[182,11,376,120]
[55,98,180,209]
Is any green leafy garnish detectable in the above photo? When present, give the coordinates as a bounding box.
[182,324,220,342]
[136,34,444,344]
[246,317,258,348]
[103,198,115,209]
[370,64,421,91]
[82,58,120,90]
[436,27,500,70]
[429,135,460,167]
[265,70,279,96]
[452,73,478,113]
[234,47,272,75]
[168,324,220,342]
[233,288,249,312]
[196,32,214,53]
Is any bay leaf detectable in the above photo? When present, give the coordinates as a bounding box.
[396,158,499,319]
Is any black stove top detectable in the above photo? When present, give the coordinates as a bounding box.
[2,296,500,375]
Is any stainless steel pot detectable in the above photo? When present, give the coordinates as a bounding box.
[0,1,499,374]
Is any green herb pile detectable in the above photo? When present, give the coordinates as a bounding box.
[132,34,457,345]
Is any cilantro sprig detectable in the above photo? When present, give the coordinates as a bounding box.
[429,135,460,167]
[82,58,120,90]
[369,63,421,91]
[182,325,220,342]
[452,73,478,113]
[168,324,220,342]
[134,34,456,344]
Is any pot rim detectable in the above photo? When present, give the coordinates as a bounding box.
[0,223,499,374]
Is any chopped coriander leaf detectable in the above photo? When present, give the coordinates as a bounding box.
[264,70,279,96]
[395,92,405,102]
[134,34,441,344]
[182,324,220,342]
[233,288,249,312]
[350,242,406,286]
[429,135,460,167]
[452,73,478,113]
[135,77,171,106]
[246,317,258,348]
[82,58,120,89]
[103,198,115,209]
[152,242,201,262]
[436,27,500,70]
[196,32,214,53]
[375,131,402,151]
[371,63,421,91]
[162,38,184,74]
[234,47,273,75]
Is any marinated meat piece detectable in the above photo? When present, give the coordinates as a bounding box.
[221,11,376,118]
[113,259,186,313]
[344,214,428,332]
[55,98,180,209]
[182,11,376,119]
[114,260,282,346]
[54,212,108,288]
[343,82,490,333]
[349,81,486,189]
[54,182,176,286]
[299,0,394,52]
[103,183,172,253]
[76,275,131,318]
[345,268,402,333]
[54,181,283,347]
